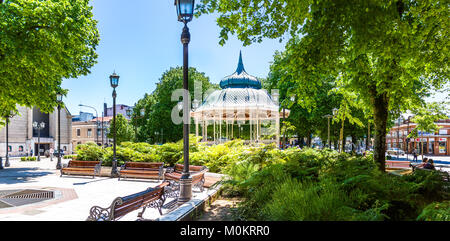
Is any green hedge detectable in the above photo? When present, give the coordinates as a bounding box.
[20,156,37,161]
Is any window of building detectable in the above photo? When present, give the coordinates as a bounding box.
[19,146,24,152]
[63,146,67,151]
[87,128,92,138]
[77,128,81,137]
[439,129,448,135]
[7,146,11,152]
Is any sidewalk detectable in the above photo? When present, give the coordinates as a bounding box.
[0,157,222,221]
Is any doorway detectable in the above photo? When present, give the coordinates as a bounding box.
[35,143,50,156]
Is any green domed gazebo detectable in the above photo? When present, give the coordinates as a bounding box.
[191,52,289,146]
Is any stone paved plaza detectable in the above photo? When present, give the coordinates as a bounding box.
[0,157,221,221]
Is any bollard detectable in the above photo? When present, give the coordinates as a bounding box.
[0,157,3,170]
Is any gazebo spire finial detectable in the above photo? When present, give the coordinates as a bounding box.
[236,50,245,74]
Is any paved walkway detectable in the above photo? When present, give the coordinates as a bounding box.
[0,157,221,221]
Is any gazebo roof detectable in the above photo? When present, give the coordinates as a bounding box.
[219,51,262,89]
[191,52,289,121]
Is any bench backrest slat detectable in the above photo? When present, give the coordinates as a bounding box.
[125,162,163,170]
[115,198,144,218]
[68,160,100,168]
[112,182,168,219]
[174,164,206,173]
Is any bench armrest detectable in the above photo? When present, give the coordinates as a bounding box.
[86,197,123,221]
[94,163,102,175]
[159,165,164,176]
[165,167,174,173]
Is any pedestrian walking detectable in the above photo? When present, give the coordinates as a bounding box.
[412,150,418,162]
[50,148,54,162]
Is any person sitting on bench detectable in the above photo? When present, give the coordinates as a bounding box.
[411,157,427,169]
[423,159,435,170]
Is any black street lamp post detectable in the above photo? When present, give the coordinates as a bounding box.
[110,72,120,177]
[175,0,195,204]
[4,110,16,167]
[33,121,45,161]
[56,93,63,169]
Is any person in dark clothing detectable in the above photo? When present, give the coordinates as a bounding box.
[423,159,435,170]
[412,157,427,169]
[412,150,418,162]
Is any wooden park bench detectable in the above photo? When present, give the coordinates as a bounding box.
[164,164,208,192]
[60,160,102,178]
[385,160,411,170]
[118,162,164,181]
[86,182,170,221]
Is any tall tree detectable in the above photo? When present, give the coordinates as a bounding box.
[107,114,135,145]
[0,0,99,116]
[135,67,218,143]
[198,0,449,171]
[130,93,156,142]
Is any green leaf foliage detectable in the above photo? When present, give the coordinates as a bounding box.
[0,0,99,115]
[197,0,449,171]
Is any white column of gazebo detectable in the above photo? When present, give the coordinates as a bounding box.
[192,106,287,146]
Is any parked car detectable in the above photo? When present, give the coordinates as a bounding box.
[386,148,405,156]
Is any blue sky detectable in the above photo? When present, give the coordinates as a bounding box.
[62,0,287,116]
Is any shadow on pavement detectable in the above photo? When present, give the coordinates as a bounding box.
[72,177,112,186]
[0,168,55,185]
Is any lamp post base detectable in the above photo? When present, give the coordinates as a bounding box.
[5,157,10,167]
[110,160,119,177]
[177,176,192,205]
[56,157,62,170]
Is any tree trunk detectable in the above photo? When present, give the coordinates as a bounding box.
[372,92,389,172]
[306,134,311,147]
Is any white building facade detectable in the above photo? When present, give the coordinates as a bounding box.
[0,105,73,158]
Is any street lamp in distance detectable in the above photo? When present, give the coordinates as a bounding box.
[56,93,63,169]
[4,110,16,167]
[32,121,45,161]
[109,71,120,177]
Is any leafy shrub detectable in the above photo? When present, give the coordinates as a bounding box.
[417,201,450,221]
[75,142,104,162]
[261,178,387,221]
[222,147,449,221]
[20,156,37,161]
